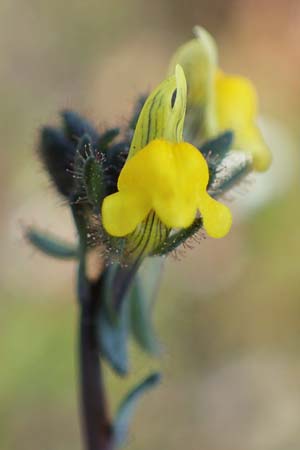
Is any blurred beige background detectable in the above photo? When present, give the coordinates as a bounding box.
[1,0,300,449]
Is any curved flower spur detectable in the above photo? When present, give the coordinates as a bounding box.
[27,26,272,450]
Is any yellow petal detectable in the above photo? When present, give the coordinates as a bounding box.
[152,140,207,227]
[102,139,232,239]
[102,191,151,237]
[235,124,272,172]
[216,72,272,171]
[118,140,208,228]
[198,192,232,238]
[216,72,257,122]
[153,193,196,229]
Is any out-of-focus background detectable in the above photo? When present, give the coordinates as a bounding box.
[1,0,300,449]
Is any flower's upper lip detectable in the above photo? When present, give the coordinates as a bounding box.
[193,25,218,65]
[127,64,187,160]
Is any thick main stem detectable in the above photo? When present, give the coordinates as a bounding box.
[79,276,114,450]
[72,203,114,450]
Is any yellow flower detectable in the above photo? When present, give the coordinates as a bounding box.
[102,65,188,260]
[102,139,232,239]
[101,65,232,260]
[169,26,272,172]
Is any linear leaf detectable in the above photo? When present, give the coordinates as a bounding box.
[114,373,161,447]
[26,227,78,259]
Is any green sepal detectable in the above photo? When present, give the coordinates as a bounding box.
[129,275,160,355]
[74,134,93,173]
[152,218,203,256]
[72,133,99,204]
[113,373,161,448]
[83,156,105,212]
[127,96,146,133]
[61,110,99,144]
[200,130,233,160]
[200,131,234,189]
[209,153,251,198]
[98,128,120,151]
[38,127,75,198]
[26,227,78,260]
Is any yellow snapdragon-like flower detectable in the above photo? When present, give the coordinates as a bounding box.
[102,65,188,259]
[102,65,232,259]
[169,26,272,172]
[102,139,232,239]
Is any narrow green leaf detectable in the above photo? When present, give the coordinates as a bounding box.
[96,261,154,375]
[105,262,141,314]
[129,278,160,354]
[98,128,120,150]
[129,258,162,354]
[96,265,131,375]
[114,373,161,447]
[97,297,129,376]
[26,227,78,259]
[83,156,105,211]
